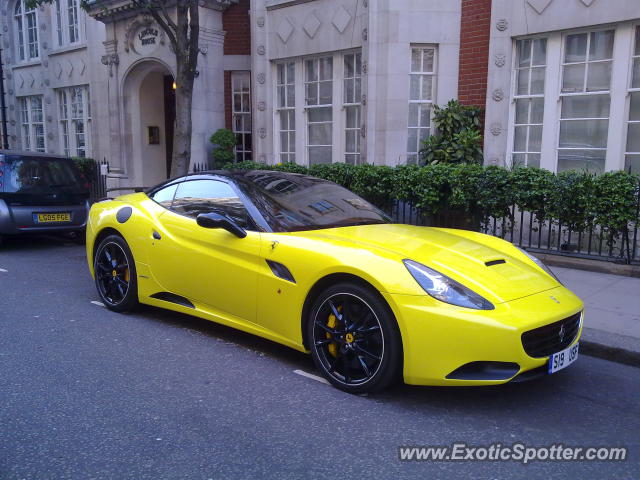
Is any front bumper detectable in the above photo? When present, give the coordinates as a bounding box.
[384,286,584,386]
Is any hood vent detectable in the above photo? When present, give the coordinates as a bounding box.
[485,259,506,267]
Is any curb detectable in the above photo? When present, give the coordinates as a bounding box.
[581,340,640,368]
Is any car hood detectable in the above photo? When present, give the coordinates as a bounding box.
[294,223,559,304]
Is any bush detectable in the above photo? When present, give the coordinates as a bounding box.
[419,100,483,165]
[209,129,236,165]
[72,157,97,181]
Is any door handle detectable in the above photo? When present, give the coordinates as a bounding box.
[152,230,161,240]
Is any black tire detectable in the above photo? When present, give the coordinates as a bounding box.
[307,281,402,393]
[93,234,138,312]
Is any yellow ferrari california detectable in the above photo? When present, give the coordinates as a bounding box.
[86,170,583,393]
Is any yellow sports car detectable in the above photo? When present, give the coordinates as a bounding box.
[86,170,583,393]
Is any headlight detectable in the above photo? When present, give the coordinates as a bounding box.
[516,247,560,282]
[403,260,494,310]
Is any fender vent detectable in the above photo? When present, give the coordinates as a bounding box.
[150,292,195,309]
[266,260,296,283]
[485,259,506,267]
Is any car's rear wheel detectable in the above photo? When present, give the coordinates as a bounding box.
[307,282,402,393]
[94,234,138,312]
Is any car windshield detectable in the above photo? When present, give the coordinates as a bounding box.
[239,171,391,232]
[2,156,84,193]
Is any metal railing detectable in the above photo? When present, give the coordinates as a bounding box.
[391,200,640,265]
[88,159,109,203]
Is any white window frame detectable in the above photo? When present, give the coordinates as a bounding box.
[14,0,39,62]
[556,28,615,173]
[407,45,437,164]
[343,51,362,164]
[624,24,640,173]
[510,37,547,168]
[54,0,84,48]
[57,85,91,158]
[19,96,46,152]
[231,71,252,162]
[507,24,637,173]
[272,49,363,166]
[275,61,296,163]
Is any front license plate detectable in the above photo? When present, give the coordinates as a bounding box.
[548,343,579,374]
[34,212,71,223]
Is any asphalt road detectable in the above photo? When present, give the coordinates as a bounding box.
[1,235,639,480]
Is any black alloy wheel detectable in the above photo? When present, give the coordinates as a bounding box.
[308,282,402,393]
[94,234,138,312]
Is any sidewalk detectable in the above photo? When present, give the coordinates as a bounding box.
[551,266,640,367]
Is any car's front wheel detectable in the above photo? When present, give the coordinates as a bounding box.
[307,282,402,393]
[94,234,138,312]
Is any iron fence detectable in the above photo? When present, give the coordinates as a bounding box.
[88,159,109,203]
[390,200,640,265]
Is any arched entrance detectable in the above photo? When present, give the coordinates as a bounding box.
[122,60,175,188]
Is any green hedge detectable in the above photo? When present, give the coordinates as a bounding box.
[222,161,640,238]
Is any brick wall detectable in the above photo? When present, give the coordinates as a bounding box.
[223,0,251,55]
[458,0,492,111]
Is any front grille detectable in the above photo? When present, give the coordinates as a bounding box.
[521,312,582,358]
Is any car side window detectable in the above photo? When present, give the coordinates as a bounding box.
[150,183,178,208]
[171,179,252,229]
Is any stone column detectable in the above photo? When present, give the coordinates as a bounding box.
[190,9,226,169]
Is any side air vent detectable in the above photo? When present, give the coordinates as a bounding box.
[266,260,296,283]
[150,292,195,309]
[485,259,506,267]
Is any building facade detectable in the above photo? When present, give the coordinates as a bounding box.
[0,0,638,191]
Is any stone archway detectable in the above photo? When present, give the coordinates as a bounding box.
[121,59,175,188]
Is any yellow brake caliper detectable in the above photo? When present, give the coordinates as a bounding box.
[326,306,341,357]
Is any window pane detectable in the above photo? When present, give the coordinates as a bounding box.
[319,57,332,80]
[420,105,431,128]
[559,119,608,148]
[517,69,530,95]
[408,104,419,127]
[532,39,547,66]
[527,153,541,168]
[410,75,420,100]
[512,153,527,168]
[626,123,640,153]
[406,129,418,153]
[514,126,527,151]
[632,58,640,89]
[305,60,317,81]
[557,150,605,174]
[625,154,640,174]
[531,98,545,123]
[589,30,614,61]
[565,33,587,63]
[411,49,421,72]
[528,125,542,152]
[319,81,332,104]
[308,123,332,145]
[562,64,585,92]
[629,92,640,122]
[422,49,434,72]
[561,95,610,119]
[420,75,433,100]
[636,27,640,56]
[515,99,529,124]
[586,61,611,91]
[308,107,332,122]
[344,54,354,78]
[308,146,332,165]
[517,39,531,67]
[277,64,285,84]
[346,105,358,128]
[530,67,545,94]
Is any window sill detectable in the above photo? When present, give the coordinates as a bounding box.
[12,59,42,69]
[48,43,88,57]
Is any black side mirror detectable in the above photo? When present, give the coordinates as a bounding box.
[196,212,247,238]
